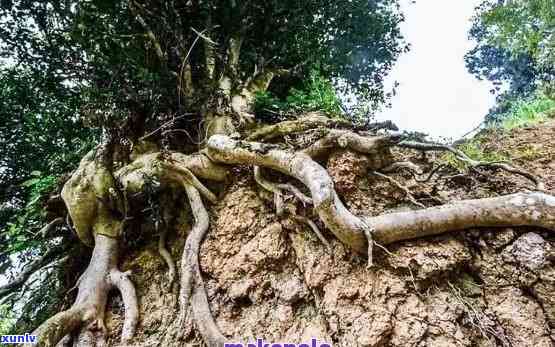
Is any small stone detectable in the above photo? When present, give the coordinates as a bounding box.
[229,278,255,299]
[274,304,293,322]
[278,277,307,303]
[503,232,546,271]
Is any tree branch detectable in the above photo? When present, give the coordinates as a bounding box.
[128,0,166,64]
[0,244,67,299]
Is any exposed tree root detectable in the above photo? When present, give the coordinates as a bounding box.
[398,140,544,189]
[302,129,399,159]
[30,234,137,347]
[157,226,176,290]
[252,165,327,250]
[109,269,138,343]
[163,163,218,203]
[253,166,284,215]
[178,183,228,347]
[381,161,448,184]
[246,114,347,141]
[32,121,555,347]
[208,135,555,256]
[277,183,313,206]
[294,216,331,250]
[207,135,374,254]
[367,191,555,245]
[371,171,426,209]
[381,161,423,175]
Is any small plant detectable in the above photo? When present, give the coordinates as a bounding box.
[442,139,509,170]
[254,70,342,117]
[0,305,15,335]
[514,144,542,161]
[494,92,555,130]
[3,172,58,253]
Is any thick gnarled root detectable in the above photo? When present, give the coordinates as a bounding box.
[246,114,347,142]
[207,135,555,258]
[178,183,228,347]
[109,269,138,343]
[367,191,555,245]
[30,235,138,347]
[207,135,375,254]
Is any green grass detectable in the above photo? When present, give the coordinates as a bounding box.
[442,139,510,170]
[442,92,555,169]
[496,92,555,130]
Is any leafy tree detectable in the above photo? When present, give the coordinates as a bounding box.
[479,0,555,70]
[0,66,96,334]
[7,2,553,347]
[0,0,407,340]
[1,0,407,131]
[465,0,555,122]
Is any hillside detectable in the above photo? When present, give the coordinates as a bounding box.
[97,120,555,347]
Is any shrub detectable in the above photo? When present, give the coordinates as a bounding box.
[254,71,342,118]
[493,92,555,130]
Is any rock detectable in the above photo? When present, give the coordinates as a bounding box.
[502,232,547,271]
[389,295,427,347]
[276,277,308,304]
[273,304,293,322]
[353,311,392,347]
[229,278,256,299]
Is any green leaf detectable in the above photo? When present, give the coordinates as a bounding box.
[21,178,40,187]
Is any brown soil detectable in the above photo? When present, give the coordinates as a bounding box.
[104,121,555,347]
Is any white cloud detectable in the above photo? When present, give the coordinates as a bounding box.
[377,0,495,141]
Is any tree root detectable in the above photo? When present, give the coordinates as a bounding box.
[246,113,347,142]
[163,163,218,203]
[178,183,228,347]
[252,165,327,250]
[276,183,312,206]
[35,128,555,347]
[397,140,544,189]
[294,216,331,250]
[381,161,423,175]
[367,191,555,245]
[371,171,426,209]
[381,161,448,183]
[208,135,555,256]
[302,129,400,159]
[253,166,285,215]
[109,269,138,342]
[157,226,176,290]
[30,235,137,347]
[207,135,374,254]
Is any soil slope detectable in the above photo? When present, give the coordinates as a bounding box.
[104,121,555,347]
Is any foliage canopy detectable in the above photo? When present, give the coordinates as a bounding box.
[466,0,555,121]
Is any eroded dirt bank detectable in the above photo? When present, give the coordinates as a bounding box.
[104,122,555,346]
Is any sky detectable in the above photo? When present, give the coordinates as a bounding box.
[376,0,496,141]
